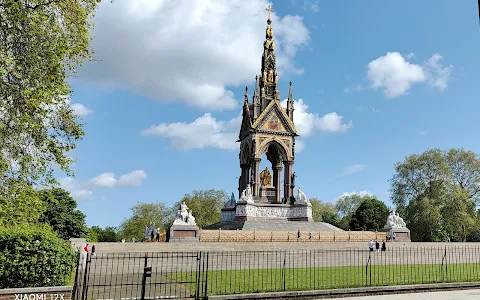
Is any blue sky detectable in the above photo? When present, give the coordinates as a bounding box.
[62,0,480,228]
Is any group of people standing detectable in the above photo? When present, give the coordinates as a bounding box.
[368,240,386,252]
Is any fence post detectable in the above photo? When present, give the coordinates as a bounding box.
[72,252,81,300]
[441,246,447,282]
[271,231,273,242]
[283,249,287,291]
[365,252,371,287]
[140,254,151,300]
[196,252,202,300]
[80,253,90,300]
[202,252,209,300]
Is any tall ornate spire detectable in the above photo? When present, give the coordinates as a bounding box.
[287,81,294,121]
[260,4,279,109]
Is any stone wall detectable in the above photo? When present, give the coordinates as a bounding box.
[199,230,386,242]
[0,287,72,300]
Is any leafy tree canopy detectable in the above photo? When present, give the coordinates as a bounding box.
[349,197,389,231]
[174,189,227,228]
[309,198,339,225]
[0,0,100,196]
[39,187,87,239]
[118,202,171,242]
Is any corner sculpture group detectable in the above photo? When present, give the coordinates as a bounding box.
[384,210,406,229]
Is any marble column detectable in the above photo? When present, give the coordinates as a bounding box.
[274,165,283,203]
[240,164,250,197]
[284,161,293,200]
[252,158,261,197]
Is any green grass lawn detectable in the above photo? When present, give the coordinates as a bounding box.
[167,263,480,296]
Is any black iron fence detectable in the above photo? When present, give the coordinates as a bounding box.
[73,246,480,300]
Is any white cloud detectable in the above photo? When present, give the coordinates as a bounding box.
[282,99,353,136]
[357,106,380,113]
[420,130,428,136]
[78,0,310,111]
[64,97,92,117]
[295,140,305,152]
[367,52,426,98]
[143,99,352,150]
[366,52,453,98]
[89,170,147,188]
[337,190,373,200]
[339,164,367,177]
[58,177,94,200]
[424,54,453,91]
[405,52,415,59]
[71,103,93,117]
[141,113,241,150]
[59,170,147,200]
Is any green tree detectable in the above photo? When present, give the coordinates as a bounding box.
[390,148,480,210]
[0,0,100,195]
[0,179,45,226]
[118,202,171,241]
[349,197,389,231]
[86,226,118,242]
[174,189,227,228]
[38,188,87,239]
[390,148,480,241]
[441,187,475,242]
[309,198,339,225]
[335,194,364,217]
[406,196,442,242]
[99,226,118,242]
[335,194,373,230]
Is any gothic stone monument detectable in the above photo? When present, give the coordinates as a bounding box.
[169,202,200,242]
[208,6,327,229]
[382,211,411,242]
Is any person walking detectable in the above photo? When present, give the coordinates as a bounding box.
[308,231,312,240]
[91,244,96,256]
[297,230,301,242]
[368,240,374,252]
[381,240,386,252]
[375,240,380,252]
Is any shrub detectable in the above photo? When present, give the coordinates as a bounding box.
[0,224,77,289]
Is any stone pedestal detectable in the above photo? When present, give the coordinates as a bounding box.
[382,227,411,242]
[260,186,277,203]
[235,201,312,221]
[169,225,200,243]
[221,207,236,222]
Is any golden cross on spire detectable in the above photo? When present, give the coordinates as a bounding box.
[265,5,273,20]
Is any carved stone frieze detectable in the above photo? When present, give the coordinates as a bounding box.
[236,203,312,219]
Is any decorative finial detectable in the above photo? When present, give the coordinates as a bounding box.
[245,86,248,92]
[289,81,292,86]
[266,5,273,21]
[255,75,258,81]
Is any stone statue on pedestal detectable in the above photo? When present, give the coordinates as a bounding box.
[173,202,197,226]
[384,210,406,229]
[240,183,254,203]
[260,167,272,187]
[296,187,309,204]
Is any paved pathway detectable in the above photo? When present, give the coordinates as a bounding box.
[334,289,480,300]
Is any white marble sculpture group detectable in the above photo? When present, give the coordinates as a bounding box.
[240,183,254,203]
[384,210,406,229]
[238,185,309,205]
[173,202,197,226]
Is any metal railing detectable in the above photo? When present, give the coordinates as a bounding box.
[73,245,480,300]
